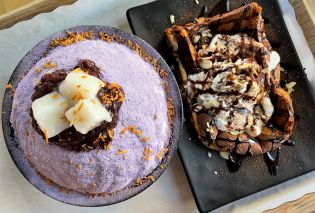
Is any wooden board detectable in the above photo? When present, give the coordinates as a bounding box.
[290,0,315,58]
[266,193,315,213]
[0,0,76,29]
[0,0,34,15]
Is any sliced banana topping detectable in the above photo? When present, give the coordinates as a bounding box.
[211,71,249,94]
[193,34,201,44]
[220,151,230,160]
[188,71,208,82]
[214,110,230,131]
[230,110,248,130]
[246,81,260,98]
[261,95,274,120]
[208,34,227,53]
[186,31,276,136]
[197,93,220,109]
[201,29,212,38]
[268,51,280,71]
[246,118,264,137]
[198,59,212,70]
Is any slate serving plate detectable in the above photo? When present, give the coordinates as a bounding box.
[127,0,315,212]
[2,25,183,206]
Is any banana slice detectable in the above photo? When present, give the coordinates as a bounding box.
[65,98,112,134]
[268,51,280,71]
[59,68,104,105]
[31,91,70,138]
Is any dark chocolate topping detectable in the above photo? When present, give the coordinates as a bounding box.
[226,153,243,172]
[264,148,280,176]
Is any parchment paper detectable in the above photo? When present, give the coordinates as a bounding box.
[0,0,314,212]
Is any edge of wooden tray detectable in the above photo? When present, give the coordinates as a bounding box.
[290,0,315,58]
[0,0,77,30]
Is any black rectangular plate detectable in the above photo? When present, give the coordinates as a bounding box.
[127,0,315,212]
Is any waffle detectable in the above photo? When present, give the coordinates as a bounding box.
[165,2,294,155]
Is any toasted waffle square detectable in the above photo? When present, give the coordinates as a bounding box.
[165,3,294,155]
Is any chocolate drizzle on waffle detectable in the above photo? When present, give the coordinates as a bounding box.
[31,59,125,151]
[226,153,243,173]
[165,2,295,174]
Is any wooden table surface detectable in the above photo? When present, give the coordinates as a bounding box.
[0,0,76,29]
[0,0,315,212]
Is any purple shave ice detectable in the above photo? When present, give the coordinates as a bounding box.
[10,40,171,194]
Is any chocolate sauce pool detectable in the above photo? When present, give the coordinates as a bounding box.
[225,140,296,175]
[264,148,280,176]
[226,153,243,172]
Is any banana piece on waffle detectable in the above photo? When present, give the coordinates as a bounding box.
[165,2,294,156]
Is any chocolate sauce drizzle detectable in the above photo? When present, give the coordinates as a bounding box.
[207,0,228,17]
[264,148,280,176]
[226,153,243,172]
[198,6,208,18]
[262,15,270,25]
[224,140,295,175]
[283,139,296,146]
[187,28,292,175]
[179,3,295,175]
